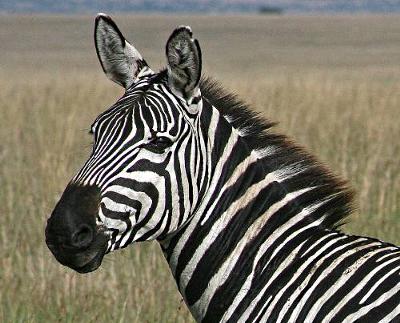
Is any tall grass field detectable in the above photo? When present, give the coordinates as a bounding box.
[1,15,400,322]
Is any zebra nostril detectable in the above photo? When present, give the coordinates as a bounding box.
[71,224,94,249]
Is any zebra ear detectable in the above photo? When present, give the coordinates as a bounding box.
[166,26,202,101]
[94,13,149,89]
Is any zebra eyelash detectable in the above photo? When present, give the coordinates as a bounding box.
[148,136,173,150]
[144,131,174,153]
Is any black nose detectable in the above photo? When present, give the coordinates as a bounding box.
[71,224,94,249]
[46,184,101,253]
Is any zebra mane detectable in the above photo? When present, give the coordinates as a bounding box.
[199,76,354,230]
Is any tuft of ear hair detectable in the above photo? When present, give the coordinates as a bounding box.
[166,26,202,101]
[94,13,150,89]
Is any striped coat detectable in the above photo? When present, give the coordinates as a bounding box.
[45,14,400,323]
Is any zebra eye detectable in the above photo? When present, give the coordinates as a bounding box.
[146,136,173,153]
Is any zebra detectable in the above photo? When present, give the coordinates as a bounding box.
[45,13,400,322]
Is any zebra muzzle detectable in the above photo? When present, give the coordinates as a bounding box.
[45,184,109,273]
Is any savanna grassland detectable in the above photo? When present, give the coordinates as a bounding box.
[1,14,400,322]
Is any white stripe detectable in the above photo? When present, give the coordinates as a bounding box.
[380,301,400,323]
[288,241,382,322]
[319,245,395,323]
[200,150,260,226]
[168,110,233,275]
[252,295,273,323]
[192,186,317,320]
[229,227,338,323]
[360,259,400,304]
[237,242,308,323]
[272,237,361,322]
[342,281,400,322]
[376,249,400,262]
[262,234,356,321]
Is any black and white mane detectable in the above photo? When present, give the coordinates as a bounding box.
[201,76,354,230]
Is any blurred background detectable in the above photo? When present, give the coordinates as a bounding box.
[1,1,400,322]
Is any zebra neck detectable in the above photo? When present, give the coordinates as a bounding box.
[161,123,308,320]
[159,83,353,321]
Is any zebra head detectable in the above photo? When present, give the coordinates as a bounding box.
[45,14,205,273]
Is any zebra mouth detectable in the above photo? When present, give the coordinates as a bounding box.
[47,230,109,274]
[73,249,106,274]
[72,232,109,274]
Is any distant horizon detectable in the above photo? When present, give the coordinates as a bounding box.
[2,11,400,16]
[2,0,400,15]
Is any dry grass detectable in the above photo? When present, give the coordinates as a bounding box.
[0,74,193,322]
[0,14,399,322]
